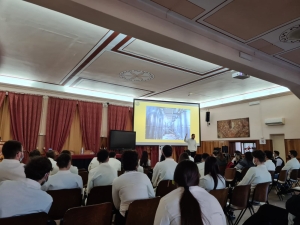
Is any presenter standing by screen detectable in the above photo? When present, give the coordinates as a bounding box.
[184,134,197,158]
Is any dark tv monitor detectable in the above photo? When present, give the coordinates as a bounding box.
[109,130,136,150]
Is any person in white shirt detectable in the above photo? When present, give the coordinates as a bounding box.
[178,152,189,163]
[87,150,117,194]
[199,156,226,191]
[139,151,151,167]
[197,153,209,178]
[184,133,197,158]
[185,150,194,161]
[108,151,121,171]
[154,160,226,225]
[264,150,276,171]
[274,150,285,167]
[238,150,272,192]
[282,150,300,179]
[152,145,178,187]
[88,156,99,171]
[42,153,83,191]
[112,150,155,225]
[0,156,53,218]
[61,150,78,174]
[0,140,25,182]
[46,150,59,175]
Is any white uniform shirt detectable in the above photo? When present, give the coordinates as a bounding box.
[48,158,59,175]
[189,156,194,162]
[275,156,284,167]
[42,170,83,191]
[138,159,151,167]
[70,165,78,174]
[154,186,226,225]
[199,174,226,191]
[197,162,205,178]
[88,157,99,171]
[108,158,121,171]
[264,159,276,171]
[184,138,197,152]
[137,165,144,173]
[0,179,53,218]
[0,159,26,182]
[152,158,178,187]
[238,165,272,190]
[87,163,117,193]
[112,171,155,216]
[282,158,300,179]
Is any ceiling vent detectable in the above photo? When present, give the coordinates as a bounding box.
[279,25,300,43]
[232,72,250,80]
[119,70,154,81]
[265,118,285,126]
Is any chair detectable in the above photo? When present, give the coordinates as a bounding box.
[125,197,161,225]
[118,170,124,177]
[47,188,82,220]
[224,168,236,187]
[86,185,113,206]
[275,166,283,174]
[288,169,299,185]
[275,170,288,201]
[63,203,112,225]
[268,170,275,193]
[240,167,250,181]
[0,213,48,225]
[156,180,177,197]
[78,168,86,172]
[248,182,270,214]
[79,171,88,187]
[218,165,226,176]
[296,169,300,186]
[226,184,251,225]
[209,188,229,209]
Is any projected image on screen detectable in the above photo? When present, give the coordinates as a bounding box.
[145,106,190,140]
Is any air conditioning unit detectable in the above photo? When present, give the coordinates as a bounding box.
[265,118,285,126]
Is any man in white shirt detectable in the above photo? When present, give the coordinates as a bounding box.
[184,133,197,157]
[0,140,25,182]
[0,156,53,218]
[112,150,155,225]
[264,150,276,171]
[42,153,83,191]
[87,150,117,194]
[108,151,121,171]
[197,153,209,178]
[88,156,99,171]
[61,150,78,174]
[274,151,285,167]
[46,150,59,175]
[152,145,178,187]
[282,150,300,179]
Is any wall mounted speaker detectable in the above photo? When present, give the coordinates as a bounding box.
[205,111,210,122]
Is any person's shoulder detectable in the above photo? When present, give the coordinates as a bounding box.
[42,191,53,203]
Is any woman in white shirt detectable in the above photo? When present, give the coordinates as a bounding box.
[154,160,226,225]
[139,151,151,167]
[199,156,226,191]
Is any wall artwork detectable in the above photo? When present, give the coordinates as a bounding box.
[217,118,250,138]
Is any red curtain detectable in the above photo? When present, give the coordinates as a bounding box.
[9,93,43,162]
[45,97,76,152]
[108,105,130,133]
[150,146,159,167]
[135,146,144,158]
[78,101,102,153]
[0,92,5,107]
[173,146,186,162]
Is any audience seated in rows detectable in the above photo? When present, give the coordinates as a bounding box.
[0,157,53,218]
[152,145,177,187]
[87,150,117,194]
[154,160,226,225]
[112,150,155,225]
[235,152,254,172]
[139,150,151,167]
[282,150,300,179]
[60,150,78,174]
[199,156,226,191]
[231,150,242,165]
[0,140,25,182]
[42,153,83,191]
[274,150,285,167]
[185,150,194,162]
[197,153,209,178]
[108,151,121,171]
[178,152,189,163]
[46,150,58,175]
[264,150,276,171]
[213,150,227,167]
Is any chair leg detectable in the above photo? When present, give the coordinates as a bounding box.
[234,209,247,225]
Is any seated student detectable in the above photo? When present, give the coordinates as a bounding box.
[87,150,117,194]
[152,145,178,187]
[108,151,121,171]
[199,156,226,191]
[154,160,226,225]
[213,151,227,167]
[139,151,151,167]
[160,154,165,162]
[42,153,83,191]
[0,140,25,182]
[29,149,41,159]
[231,151,242,165]
[178,152,189,163]
[60,150,78,174]
[46,150,59,175]
[88,156,99,171]
[185,150,194,161]
[197,153,209,178]
[112,150,155,225]
[238,150,272,192]
[235,152,254,172]
[274,150,285,167]
[264,150,276,171]
[282,150,300,179]
[194,154,202,164]
[0,157,53,218]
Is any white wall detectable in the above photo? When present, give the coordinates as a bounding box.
[201,94,300,140]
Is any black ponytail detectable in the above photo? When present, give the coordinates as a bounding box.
[205,156,225,190]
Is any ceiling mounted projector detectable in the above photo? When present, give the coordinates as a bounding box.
[232,72,250,80]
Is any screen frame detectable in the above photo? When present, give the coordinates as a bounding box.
[133,98,201,146]
[109,130,136,150]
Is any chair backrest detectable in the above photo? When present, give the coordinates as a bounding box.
[224,168,236,180]
[290,169,299,181]
[298,169,300,179]
[218,165,226,176]
[63,203,112,225]
[0,213,48,225]
[252,182,270,203]
[79,171,88,186]
[156,180,177,197]
[78,168,86,172]
[278,170,288,183]
[230,185,251,209]
[209,188,229,209]
[269,171,275,180]
[118,170,124,177]
[47,188,82,220]
[125,197,161,225]
[86,185,113,206]
[275,166,283,174]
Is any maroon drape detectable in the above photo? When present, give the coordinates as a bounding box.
[173,146,186,162]
[135,146,144,158]
[45,97,76,152]
[0,92,5,107]
[108,105,129,133]
[9,93,43,162]
[78,101,102,153]
[150,146,159,167]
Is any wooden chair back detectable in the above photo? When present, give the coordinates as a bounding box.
[78,168,86,172]
[156,180,177,197]
[269,171,275,180]
[275,166,283,174]
[125,197,161,225]
[86,185,113,206]
[290,169,299,181]
[230,185,251,210]
[218,165,226,176]
[63,203,112,225]
[209,188,229,209]
[278,170,288,183]
[224,168,236,181]
[79,171,88,186]
[47,188,82,220]
[118,170,124,177]
[240,167,250,180]
[252,182,270,203]
[0,213,48,225]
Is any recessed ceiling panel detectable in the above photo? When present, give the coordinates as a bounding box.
[248,39,284,55]
[278,48,300,66]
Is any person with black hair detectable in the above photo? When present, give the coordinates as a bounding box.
[154,160,226,225]
[139,151,151,167]
[108,151,121,171]
[87,150,117,194]
[185,150,194,161]
[273,150,285,167]
[213,150,227,167]
[29,149,41,158]
[160,154,165,162]
[112,151,155,225]
[231,151,241,164]
[199,157,226,191]
[238,150,272,192]
[194,154,202,164]
[0,157,53,218]
[282,150,300,179]
[152,145,178,187]
[264,150,275,171]
[46,150,59,175]
[0,140,25,182]
[198,153,209,177]
[178,152,189,163]
[235,152,254,172]
[60,150,78,174]
[42,153,83,191]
